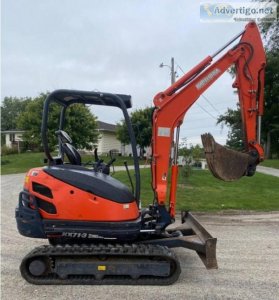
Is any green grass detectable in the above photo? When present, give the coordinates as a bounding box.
[0,152,143,175]
[260,159,279,169]
[113,168,279,212]
[2,153,278,211]
[1,152,45,175]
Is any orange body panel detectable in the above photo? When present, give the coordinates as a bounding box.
[25,168,139,222]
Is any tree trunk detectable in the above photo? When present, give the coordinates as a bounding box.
[266,130,271,159]
[140,147,144,159]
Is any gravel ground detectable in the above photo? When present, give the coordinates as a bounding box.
[1,173,279,300]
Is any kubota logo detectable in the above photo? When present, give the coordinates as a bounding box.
[195,68,221,90]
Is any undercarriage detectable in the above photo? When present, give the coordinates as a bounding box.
[18,195,218,285]
[20,243,181,285]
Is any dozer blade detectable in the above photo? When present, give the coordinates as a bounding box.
[201,133,251,182]
[142,211,218,270]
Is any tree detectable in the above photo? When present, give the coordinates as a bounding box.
[253,2,279,157]
[16,93,99,151]
[178,138,190,157]
[259,0,279,51]
[116,122,130,146]
[261,51,279,157]
[179,138,204,161]
[116,107,153,157]
[191,144,205,161]
[217,105,244,151]
[1,96,31,130]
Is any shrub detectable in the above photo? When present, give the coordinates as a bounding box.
[180,164,192,178]
[1,159,10,165]
[1,145,18,155]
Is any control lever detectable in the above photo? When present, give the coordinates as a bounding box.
[94,148,99,162]
[107,158,116,167]
[124,161,134,195]
[109,150,116,174]
[94,159,104,172]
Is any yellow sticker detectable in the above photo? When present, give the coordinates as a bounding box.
[98,265,106,271]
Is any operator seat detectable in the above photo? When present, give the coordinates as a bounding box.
[56,130,81,165]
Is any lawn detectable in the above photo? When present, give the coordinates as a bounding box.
[113,168,279,211]
[1,152,143,175]
[260,159,279,169]
[2,153,279,211]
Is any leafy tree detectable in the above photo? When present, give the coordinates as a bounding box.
[16,93,99,151]
[261,51,279,158]
[217,105,244,151]
[179,138,204,161]
[191,144,205,161]
[259,0,279,51]
[178,137,190,157]
[116,122,130,146]
[253,2,278,157]
[1,96,31,130]
[116,107,153,157]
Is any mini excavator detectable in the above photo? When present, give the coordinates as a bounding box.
[16,22,266,285]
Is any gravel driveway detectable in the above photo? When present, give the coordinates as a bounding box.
[1,173,279,300]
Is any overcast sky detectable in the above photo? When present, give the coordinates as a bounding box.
[2,0,249,145]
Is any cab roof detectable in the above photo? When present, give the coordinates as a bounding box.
[47,89,132,109]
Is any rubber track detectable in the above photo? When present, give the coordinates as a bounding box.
[20,243,181,285]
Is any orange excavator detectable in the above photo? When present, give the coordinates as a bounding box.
[16,22,265,285]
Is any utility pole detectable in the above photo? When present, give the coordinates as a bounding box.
[171,57,175,84]
[159,57,176,85]
[159,58,178,163]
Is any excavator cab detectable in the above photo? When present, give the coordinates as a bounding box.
[42,90,140,182]
[16,90,142,239]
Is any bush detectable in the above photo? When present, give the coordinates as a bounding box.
[1,159,11,165]
[1,145,18,155]
[180,164,192,178]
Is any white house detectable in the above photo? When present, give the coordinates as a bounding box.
[1,130,25,149]
[96,121,137,156]
[1,122,134,156]
[96,121,123,155]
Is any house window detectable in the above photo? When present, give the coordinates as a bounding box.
[9,134,15,142]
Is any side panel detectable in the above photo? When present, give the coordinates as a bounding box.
[25,168,139,222]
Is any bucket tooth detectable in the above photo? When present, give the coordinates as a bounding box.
[201,133,251,182]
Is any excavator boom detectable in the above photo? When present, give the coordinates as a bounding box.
[151,22,266,217]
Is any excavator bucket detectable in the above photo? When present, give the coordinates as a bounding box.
[201,133,251,181]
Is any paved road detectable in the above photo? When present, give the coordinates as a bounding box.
[1,173,279,300]
[257,166,279,177]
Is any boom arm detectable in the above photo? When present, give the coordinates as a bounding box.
[151,22,266,218]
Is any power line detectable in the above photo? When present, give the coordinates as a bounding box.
[175,61,221,118]
[195,102,216,120]
[201,94,221,114]
[181,124,222,131]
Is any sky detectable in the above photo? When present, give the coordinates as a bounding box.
[2,0,249,146]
